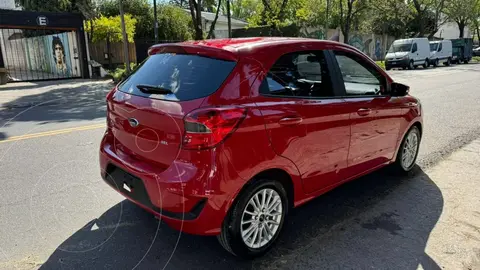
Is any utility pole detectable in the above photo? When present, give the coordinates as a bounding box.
[119,0,131,73]
[324,0,330,40]
[154,0,158,43]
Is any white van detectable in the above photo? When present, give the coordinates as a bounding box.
[429,40,452,67]
[385,38,431,70]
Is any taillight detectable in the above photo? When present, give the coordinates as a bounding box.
[182,107,247,150]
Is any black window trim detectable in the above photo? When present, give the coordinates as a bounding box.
[257,49,345,100]
[326,49,391,99]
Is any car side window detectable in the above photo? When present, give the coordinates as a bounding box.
[438,43,443,51]
[259,51,334,98]
[412,43,417,52]
[333,51,386,96]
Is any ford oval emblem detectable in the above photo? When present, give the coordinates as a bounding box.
[128,118,139,127]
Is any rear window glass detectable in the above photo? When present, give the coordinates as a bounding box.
[118,53,236,101]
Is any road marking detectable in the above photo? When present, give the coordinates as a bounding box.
[0,123,106,144]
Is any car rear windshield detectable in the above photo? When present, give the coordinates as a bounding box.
[117,53,236,101]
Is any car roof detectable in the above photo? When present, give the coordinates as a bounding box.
[180,37,351,56]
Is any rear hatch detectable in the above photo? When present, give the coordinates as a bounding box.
[107,48,237,169]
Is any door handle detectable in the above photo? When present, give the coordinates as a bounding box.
[279,117,303,126]
[357,108,372,116]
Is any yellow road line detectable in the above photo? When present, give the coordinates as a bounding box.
[0,123,106,144]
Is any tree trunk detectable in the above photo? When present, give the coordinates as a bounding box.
[207,0,222,39]
[89,19,94,41]
[188,0,204,40]
[476,26,480,44]
[458,21,465,38]
[342,0,353,43]
[227,0,231,38]
[106,35,112,70]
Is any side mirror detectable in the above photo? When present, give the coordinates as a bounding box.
[391,82,409,96]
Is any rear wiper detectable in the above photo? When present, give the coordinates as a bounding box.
[136,84,172,94]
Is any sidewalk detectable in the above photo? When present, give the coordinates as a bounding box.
[0,79,113,109]
[262,138,480,270]
[421,138,480,270]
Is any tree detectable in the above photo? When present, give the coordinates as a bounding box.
[15,0,96,18]
[207,0,223,38]
[84,14,137,68]
[247,0,299,30]
[407,0,447,37]
[97,0,152,39]
[338,0,369,43]
[225,0,258,20]
[363,0,412,38]
[444,0,480,38]
[188,0,204,40]
[156,5,194,41]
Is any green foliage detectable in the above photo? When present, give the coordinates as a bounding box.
[365,0,413,38]
[14,0,96,18]
[97,0,193,40]
[97,0,152,39]
[444,0,479,26]
[247,0,298,27]
[109,63,138,83]
[375,61,385,69]
[157,5,195,41]
[295,0,327,28]
[84,14,137,43]
[226,0,259,20]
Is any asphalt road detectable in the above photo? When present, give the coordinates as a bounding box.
[0,63,479,269]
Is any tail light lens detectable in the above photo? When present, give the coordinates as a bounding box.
[182,107,247,150]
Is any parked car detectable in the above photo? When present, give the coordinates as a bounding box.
[473,46,480,57]
[451,38,473,64]
[99,38,423,258]
[429,40,452,66]
[385,38,431,70]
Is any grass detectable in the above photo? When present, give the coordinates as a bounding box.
[473,56,480,62]
[375,61,386,69]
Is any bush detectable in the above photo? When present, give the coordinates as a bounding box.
[473,56,480,62]
[109,63,138,83]
[375,61,386,70]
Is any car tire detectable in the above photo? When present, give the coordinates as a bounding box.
[392,126,421,173]
[423,59,429,68]
[402,67,407,70]
[386,66,391,71]
[445,58,451,66]
[217,178,289,258]
[408,60,414,70]
[464,60,469,64]
[433,59,439,67]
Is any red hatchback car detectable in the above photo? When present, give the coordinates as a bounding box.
[100,37,422,258]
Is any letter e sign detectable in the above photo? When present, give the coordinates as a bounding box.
[36,16,48,26]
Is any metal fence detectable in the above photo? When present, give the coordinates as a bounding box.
[0,28,82,82]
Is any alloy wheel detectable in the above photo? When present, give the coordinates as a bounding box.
[401,131,419,170]
[240,188,283,249]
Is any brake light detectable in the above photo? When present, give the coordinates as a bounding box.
[182,107,247,150]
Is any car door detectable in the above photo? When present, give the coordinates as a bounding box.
[411,42,419,64]
[330,49,404,179]
[254,49,351,194]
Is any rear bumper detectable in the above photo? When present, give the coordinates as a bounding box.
[99,131,232,236]
[385,58,409,68]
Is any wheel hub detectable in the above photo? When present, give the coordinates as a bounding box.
[240,188,283,249]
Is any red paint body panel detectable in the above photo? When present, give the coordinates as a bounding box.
[99,38,423,235]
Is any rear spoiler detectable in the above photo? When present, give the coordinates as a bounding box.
[148,43,238,62]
